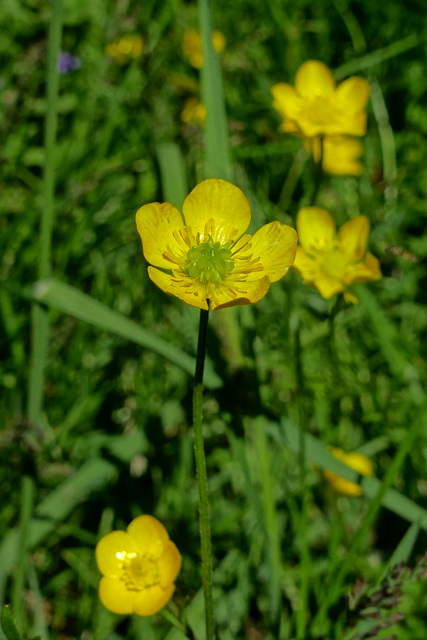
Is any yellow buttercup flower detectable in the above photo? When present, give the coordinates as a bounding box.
[183,29,226,69]
[324,447,374,496]
[136,179,297,310]
[305,136,364,176]
[106,34,143,64]
[271,60,370,138]
[181,96,206,125]
[95,515,181,616]
[292,207,381,303]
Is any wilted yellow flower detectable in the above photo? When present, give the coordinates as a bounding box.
[96,515,181,616]
[183,29,226,69]
[305,136,364,176]
[271,60,370,138]
[181,97,206,124]
[106,34,143,64]
[293,207,381,303]
[136,179,297,310]
[324,447,374,496]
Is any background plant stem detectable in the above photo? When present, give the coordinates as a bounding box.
[28,0,63,426]
[193,308,215,640]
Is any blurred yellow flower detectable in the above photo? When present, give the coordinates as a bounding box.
[292,207,381,303]
[95,515,181,616]
[324,447,374,496]
[181,97,206,125]
[183,29,226,69]
[271,60,370,138]
[106,34,143,64]
[305,136,364,176]
[136,179,297,310]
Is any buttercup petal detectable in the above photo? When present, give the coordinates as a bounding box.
[99,576,135,614]
[295,60,335,98]
[338,216,369,261]
[182,179,251,244]
[344,252,382,284]
[271,83,301,123]
[126,515,170,559]
[136,202,186,269]
[297,207,336,253]
[322,137,363,176]
[336,110,367,137]
[314,275,345,298]
[96,531,138,578]
[157,541,182,587]
[335,76,370,113]
[324,447,374,496]
[323,472,363,496]
[280,119,300,134]
[133,584,175,616]
[330,449,374,477]
[148,266,209,310]
[210,276,270,310]
[292,247,318,280]
[249,222,297,282]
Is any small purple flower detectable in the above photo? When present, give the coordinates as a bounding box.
[58,51,81,75]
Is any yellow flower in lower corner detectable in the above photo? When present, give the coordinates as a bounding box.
[271,60,370,138]
[183,29,226,69]
[324,447,374,496]
[96,515,181,616]
[292,207,381,302]
[136,179,297,310]
[305,136,364,176]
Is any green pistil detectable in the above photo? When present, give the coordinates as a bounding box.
[185,237,234,285]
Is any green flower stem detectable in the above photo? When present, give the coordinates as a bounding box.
[193,308,215,640]
[310,136,324,206]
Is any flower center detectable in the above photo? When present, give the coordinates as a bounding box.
[184,236,234,285]
[319,249,351,280]
[120,552,160,592]
[304,95,336,126]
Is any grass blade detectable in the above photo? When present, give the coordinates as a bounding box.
[156,142,188,210]
[28,0,64,427]
[373,521,419,590]
[198,0,232,180]
[279,417,427,531]
[0,459,116,584]
[32,278,222,389]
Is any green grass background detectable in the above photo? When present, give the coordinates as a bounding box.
[1,0,427,638]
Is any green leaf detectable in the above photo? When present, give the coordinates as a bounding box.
[156,143,188,210]
[164,630,190,640]
[0,459,116,580]
[32,277,222,389]
[374,522,419,590]
[279,417,427,532]
[198,0,232,180]
[0,607,22,640]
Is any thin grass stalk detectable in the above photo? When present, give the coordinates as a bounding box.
[310,136,323,206]
[294,323,311,639]
[11,476,35,630]
[193,309,215,640]
[312,401,427,634]
[28,0,63,425]
[255,422,282,636]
